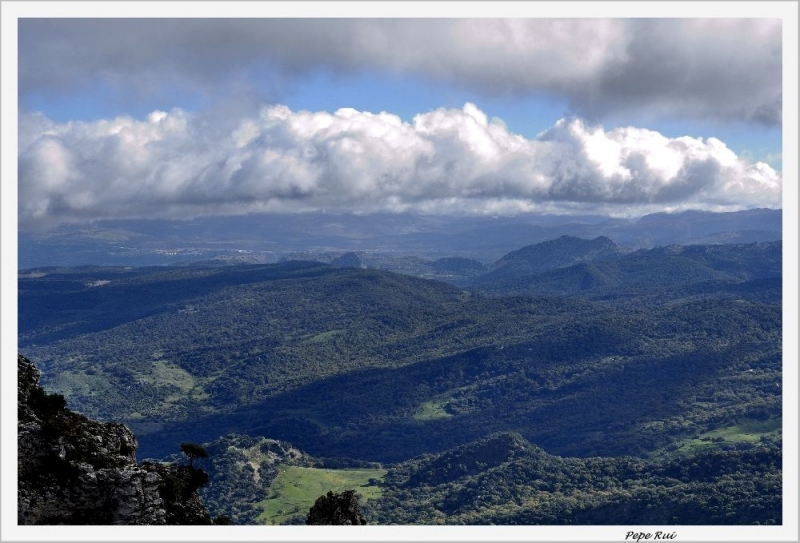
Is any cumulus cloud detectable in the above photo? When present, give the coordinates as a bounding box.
[18,18,782,125]
[18,104,781,229]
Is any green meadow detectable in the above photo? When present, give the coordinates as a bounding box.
[675,417,782,455]
[256,466,387,525]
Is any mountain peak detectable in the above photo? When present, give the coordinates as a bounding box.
[331,252,367,269]
[478,236,621,283]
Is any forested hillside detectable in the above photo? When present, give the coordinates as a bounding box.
[18,237,782,524]
[370,432,781,525]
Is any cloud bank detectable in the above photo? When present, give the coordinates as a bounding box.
[18,18,782,126]
[18,104,781,230]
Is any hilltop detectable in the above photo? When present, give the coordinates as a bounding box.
[477,235,623,283]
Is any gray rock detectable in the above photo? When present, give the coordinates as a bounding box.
[17,354,213,525]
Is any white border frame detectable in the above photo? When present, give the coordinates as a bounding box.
[2,2,797,541]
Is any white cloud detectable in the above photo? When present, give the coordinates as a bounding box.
[18,104,781,229]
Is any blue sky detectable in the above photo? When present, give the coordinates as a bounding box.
[16,17,786,229]
[21,61,782,169]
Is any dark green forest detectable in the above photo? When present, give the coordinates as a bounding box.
[370,432,781,525]
[18,238,783,524]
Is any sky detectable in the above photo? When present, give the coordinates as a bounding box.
[16,16,786,231]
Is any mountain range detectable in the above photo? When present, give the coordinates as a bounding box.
[18,208,781,269]
[17,227,783,525]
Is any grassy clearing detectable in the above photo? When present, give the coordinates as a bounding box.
[673,416,782,455]
[413,399,453,421]
[255,466,387,525]
[700,417,782,442]
[150,359,196,390]
[132,358,201,404]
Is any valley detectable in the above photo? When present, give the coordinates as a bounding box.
[17,228,783,525]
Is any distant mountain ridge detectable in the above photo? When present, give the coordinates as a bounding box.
[478,235,623,283]
[473,240,782,300]
[18,208,781,269]
[330,252,367,269]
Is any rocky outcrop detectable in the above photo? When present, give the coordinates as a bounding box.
[18,354,213,525]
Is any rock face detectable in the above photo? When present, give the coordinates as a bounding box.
[18,354,212,525]
[306,490,367,525]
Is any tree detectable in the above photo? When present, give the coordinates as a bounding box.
[306,490,367,525]
[180,442,208,468]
